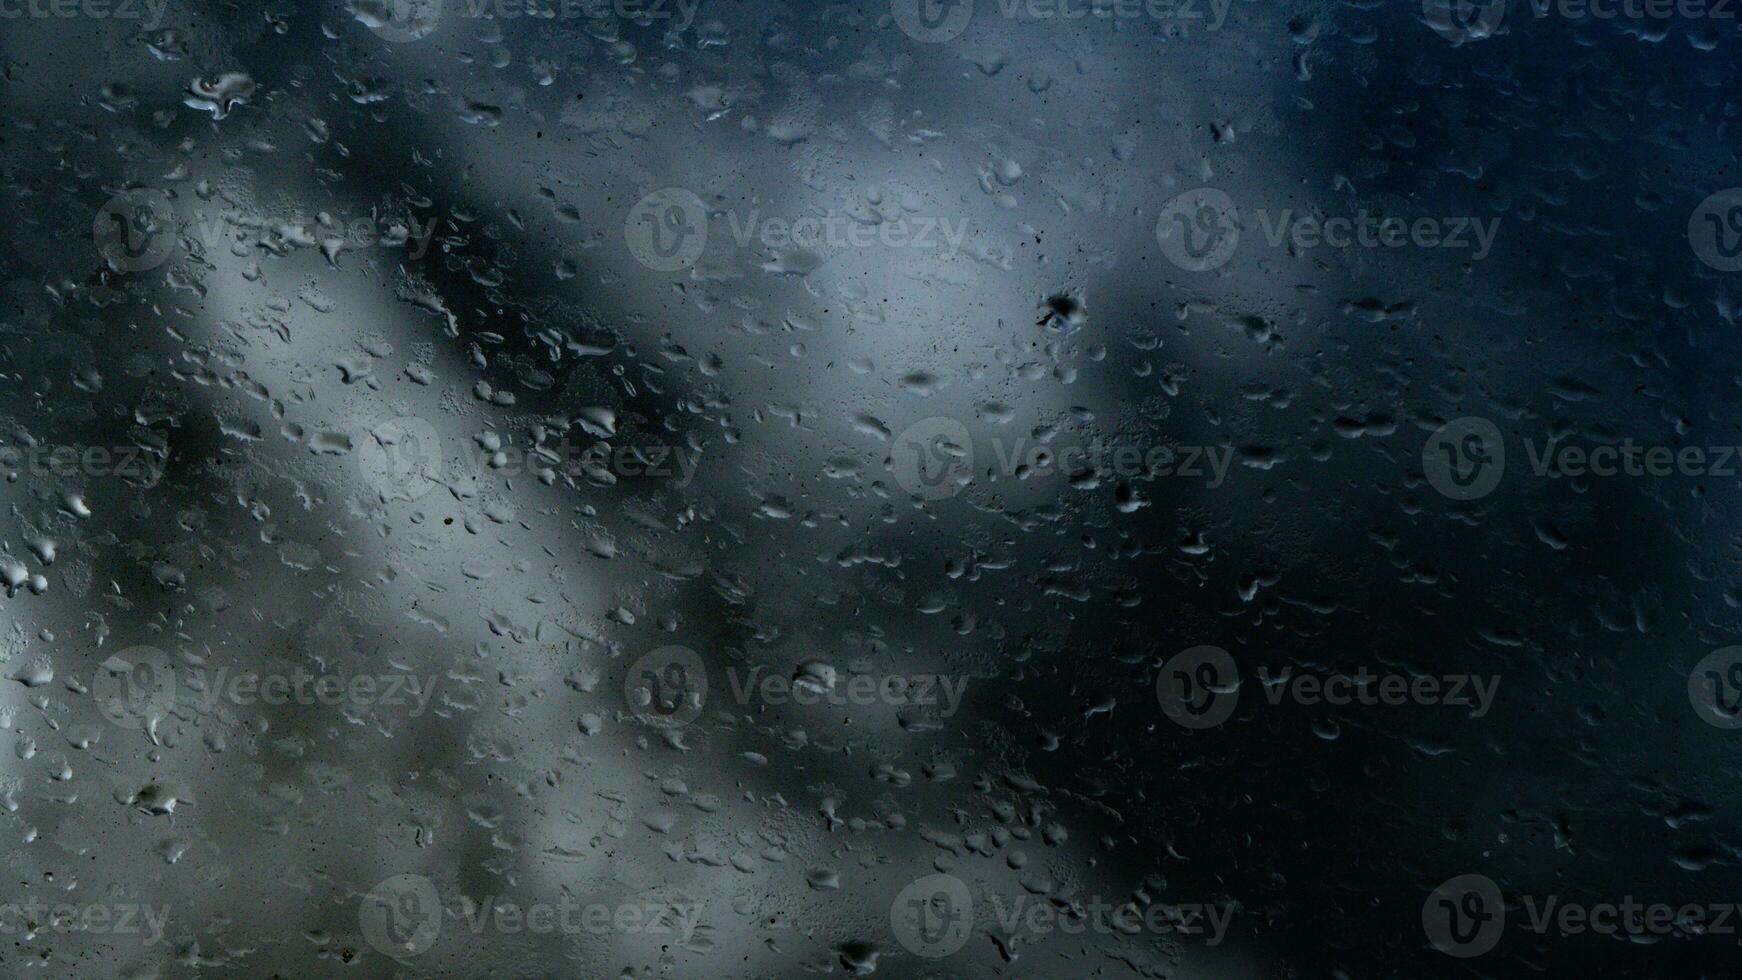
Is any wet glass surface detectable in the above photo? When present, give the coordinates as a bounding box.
[2,0,1742,976]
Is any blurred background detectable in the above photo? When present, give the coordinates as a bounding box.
[1,0,1740,975]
